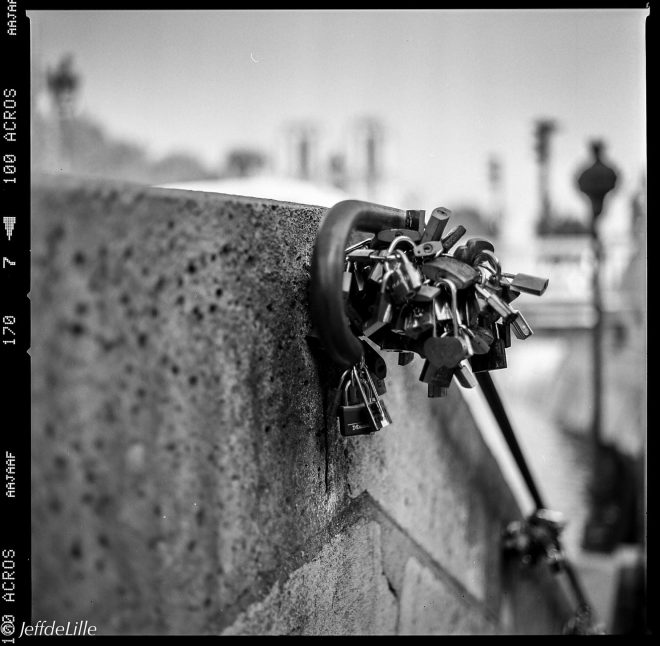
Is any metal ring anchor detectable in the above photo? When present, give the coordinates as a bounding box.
[310,200,411,369]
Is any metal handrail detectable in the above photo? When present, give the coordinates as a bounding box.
[476,371,595,626]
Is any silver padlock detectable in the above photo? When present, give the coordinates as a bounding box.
[353,362,391,432]
[510,310,534,340]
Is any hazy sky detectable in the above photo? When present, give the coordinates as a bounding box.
[30,9,647,235]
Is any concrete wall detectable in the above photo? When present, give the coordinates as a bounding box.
[31,177,572,634]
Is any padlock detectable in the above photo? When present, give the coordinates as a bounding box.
[472,249,501,278]
[363,267,395,337]
[339,377,373,437]
[419,359,454,385]
[427,278,471,367]
[467,325,494,355]
[503,272,549,296]
[422,360,455,397]
[420,206,451,243]
[369,327,417,353]
[342,264,354,302]
[367,261,384,284]
[433,299,452,324]
[405,209,426,234]
[421,255,480,290]
[499,283,521,304]
[414,240,444,260]
[428,383,449,398]
[457,324,486,356]
[344,236,373,254]
[412,284,442,302]
[454,360,478,388]
[497,321,512,348]
[389,267,414,304]
[376,228,422,244]
[403,304,435,339]
[465,237,495,264]
[353,363,392,432]
[440,224,467,252]
[391,303,408,333]
[424,334,469,368]
[385,234,417,256]
[463,294,481,328]
[398,351,415,366]
[452,244,471,263]
[510,310,534,340]
[396,249,423,291]
[469,336,508,372]
[389,251,422,304]
[346,248,379,264]
[474,284,516,323]
[435,278,463,336]
[503,509,567,573]
[353,264,367,292]
[361,339,388,381]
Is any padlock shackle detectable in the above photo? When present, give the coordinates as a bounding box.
[310,200,410,368]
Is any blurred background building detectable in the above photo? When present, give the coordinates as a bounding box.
[30,8,647,633]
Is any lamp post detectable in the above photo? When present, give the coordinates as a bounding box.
[534,118,558,231]
[46,55,80,171]
[576,140,618,450]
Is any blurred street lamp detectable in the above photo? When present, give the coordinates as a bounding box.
[575,140,618,450]
[46,54,80,171]
[285,122,319,181]
[487,154,503,234]
[46,55,79,118]
[534,118,558,231]
[352,117,385,201]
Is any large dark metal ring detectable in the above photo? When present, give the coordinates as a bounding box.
[310,200,411,369]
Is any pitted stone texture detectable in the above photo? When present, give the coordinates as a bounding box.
[222,520,397,635]
[31,178,345,634]
[343,352,520,608]
[399,557,497,635]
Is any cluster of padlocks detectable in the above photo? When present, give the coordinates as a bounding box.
[333,206,549,436]
[312,202,601,633]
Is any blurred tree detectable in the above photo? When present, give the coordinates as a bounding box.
[451,205,498,237]
[487,154,501,186]
[225,149,267,177]
[32,110,213,184]
[34,58,214,184]
[328,153,347,190]
[149,152,215,184]
[352,117,385,201]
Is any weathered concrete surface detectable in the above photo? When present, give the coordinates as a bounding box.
[399,557,497,634]
[31,177,334,633]
[31,176,572,634]
[222,520,397,635]
[345,352,519,605]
